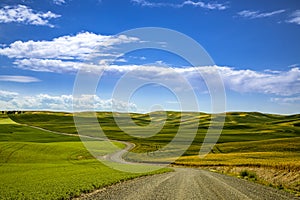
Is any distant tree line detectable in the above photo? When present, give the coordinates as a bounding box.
[1,111,25,114]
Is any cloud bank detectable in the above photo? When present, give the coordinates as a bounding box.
[1,32,299,100]
[0,5,60,27]
[0,90,18,101]
[0,91,137,111]
[7,57,300,97]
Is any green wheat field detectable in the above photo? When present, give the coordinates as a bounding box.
[1,111,300,198]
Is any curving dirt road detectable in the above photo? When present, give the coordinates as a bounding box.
[100,140,135,164]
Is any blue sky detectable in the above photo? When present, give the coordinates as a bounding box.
[0,0,300,114]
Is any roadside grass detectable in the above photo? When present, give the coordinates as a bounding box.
[174,137,300,196]
[239,170,257,180]
[8,111,300,195]
[175,151,300,170]
[0,114,171,199]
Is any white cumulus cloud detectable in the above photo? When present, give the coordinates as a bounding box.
[13,58,89,73]
[0,32,139,64]
[212,66,300,96]
[0,4,60,27]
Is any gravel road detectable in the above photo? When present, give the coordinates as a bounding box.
[79,167,297,200]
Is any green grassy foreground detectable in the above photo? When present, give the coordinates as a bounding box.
[0,114,170,199]
[9,111,300,195]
